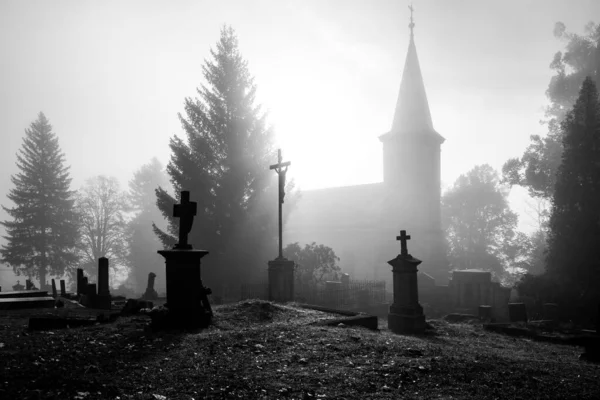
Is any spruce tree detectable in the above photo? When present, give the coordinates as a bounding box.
[154,27,282,286]
[546,77,600,299]
[1,113,80,287]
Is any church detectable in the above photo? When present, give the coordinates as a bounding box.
[285,15,450,286]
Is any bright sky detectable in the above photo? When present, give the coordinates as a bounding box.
[0,0,598,239]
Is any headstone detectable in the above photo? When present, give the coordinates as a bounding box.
[543,303,559,322]
[60,280,66,296]
[51,279,57,298]
[76,268,84,295]
[508,302,528,323]
[388,230,426,334]
[340,273,350,286]
[479,305,492,321]
[157,190,212,329]
[98,257,110,296]
[143,272,158,300]
[26,280,33,290]
[325,281,342,308]
[95,258,111,309]
[12,281,24,291]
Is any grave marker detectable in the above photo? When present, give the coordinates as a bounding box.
[157,190,212,329]
[51,279,57,298]
[60,280,66,296]
[268,149,295,302]
[388,229,426,334]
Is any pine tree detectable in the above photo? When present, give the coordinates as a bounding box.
[1,112,80,287]
[154,26,282,286]
[546,77,600,298]
[127,158,170,292]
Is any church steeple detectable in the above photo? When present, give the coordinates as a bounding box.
[390,5,436,135]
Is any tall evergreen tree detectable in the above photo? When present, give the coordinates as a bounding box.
[127,158,170,292]
[546,77,600,298]
[154,27,287,286]
[503,21,600,199]
[0,112,80,287]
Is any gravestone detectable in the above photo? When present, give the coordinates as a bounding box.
[157,190,212,329]
[26,280,33,290]
[340,273,350,286]
[51,279,57,298]
[543,303,558,322]
[76,268,84,295]
[268,149,295,302]
[479,305,492,321]
[325,281,342,308]
[143,272,158,300]
[96,258,111,309]
[12,281,24,291]
[388,230,426,334]
[60,280,66,296]
[508,303,528,323]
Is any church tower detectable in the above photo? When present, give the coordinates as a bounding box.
[379,8,449,284]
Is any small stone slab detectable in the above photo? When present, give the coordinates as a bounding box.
[313,315,379,331]
[0,290,50,299]
[0,297,55,310]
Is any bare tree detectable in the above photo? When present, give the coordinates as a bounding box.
[76,176,131,285]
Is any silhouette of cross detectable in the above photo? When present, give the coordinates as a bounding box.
[173,191,197,249]
[396,230,411,256]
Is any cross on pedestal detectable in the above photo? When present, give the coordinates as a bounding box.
[173,191,197,250]
[396,230,411,256]
[269,149,291,259]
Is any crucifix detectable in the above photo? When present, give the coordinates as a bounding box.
[396,230,411,256]
[270,149,291,259]
[408,4,415,37]
[173,190,197,250]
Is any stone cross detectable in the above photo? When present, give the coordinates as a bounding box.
[269,149,291,259]
[396,230,411,256]
[173,191,197,250]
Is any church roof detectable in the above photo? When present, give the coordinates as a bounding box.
[383,12,444,143]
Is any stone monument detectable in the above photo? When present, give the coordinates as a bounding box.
[268,149,295,302]
[96,257,111,309]
[388,230,426,334]
[143,272,159,300]
[157,190,212,329]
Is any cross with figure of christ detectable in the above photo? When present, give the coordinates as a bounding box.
[396,230,411,256]
[270,149,291,259]
[173,191,197,250]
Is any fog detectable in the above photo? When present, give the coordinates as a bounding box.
[0,0,598,287]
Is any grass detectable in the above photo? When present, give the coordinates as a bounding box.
[1,299,599,399]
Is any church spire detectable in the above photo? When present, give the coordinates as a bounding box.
[390,5,435,135]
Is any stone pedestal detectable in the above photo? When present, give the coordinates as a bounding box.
[268,258,295,302]
[157,249,211,329]
[388,253,426,334]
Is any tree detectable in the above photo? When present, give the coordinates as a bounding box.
[283,242,341,287]
[546,77,600,299]
[442,164,528,280]
[76,176,130,285]
[0,112,79,287]
[127,158,170,292]
[503,21,600,199]
[154,26,291,286]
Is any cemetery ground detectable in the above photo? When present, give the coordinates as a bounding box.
[1,300,599,400]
